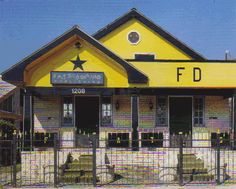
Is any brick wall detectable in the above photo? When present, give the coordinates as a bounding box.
[34,96,60,132]
[32,95,231,140]
[112,95,131,127]
[138,96,156,128]
[205,96,231,132]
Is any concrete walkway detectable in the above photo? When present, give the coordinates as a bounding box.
[4,184,236,189]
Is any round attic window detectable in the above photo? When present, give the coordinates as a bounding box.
[128,31,140,44]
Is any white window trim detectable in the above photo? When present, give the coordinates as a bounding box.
[193,96,205,127]
[127,30,141,45]
[133,53,156,59]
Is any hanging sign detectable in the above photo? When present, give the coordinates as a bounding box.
[50,72,104,85]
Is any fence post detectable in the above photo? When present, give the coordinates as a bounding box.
[92,136,97,187]
[54,134,58,188]
[12,133,17,187]
[217,133,221,185]
[179,134,183,186]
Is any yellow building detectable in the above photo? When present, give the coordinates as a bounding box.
[2,9,236,148]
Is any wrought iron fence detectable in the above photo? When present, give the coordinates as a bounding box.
[1,134,236,187]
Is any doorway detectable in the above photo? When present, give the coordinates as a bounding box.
[75,96,99,147]
[169,97,192,147]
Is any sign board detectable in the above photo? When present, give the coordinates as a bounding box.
[130,62,236,88]
[50,72,104,85]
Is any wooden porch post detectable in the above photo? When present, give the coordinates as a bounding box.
[233,97,236,147]
[23,89,34,150]
[131,95,139,151]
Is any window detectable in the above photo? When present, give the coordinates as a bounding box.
[101,97,112,125]
[0,95,13,112]
[108,133,129,147]
[34,132,56,148]
[193,97,204,126]
[62,97,73,125]
[156,96,168,126]
[128,31,140,44]
[211,133,230,147]
[141,132,163,147]
[134,54,155,61]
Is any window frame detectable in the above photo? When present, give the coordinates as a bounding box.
[141,132,163,147]
[61,96,74,127]
[134,53,156,61]
[34,132,57,148]
[101,96,113,126]
[107,133,129,147]
[0,95,13,112]
[156,96,168,127]
[193,96,205,127]
[127,30,141,45]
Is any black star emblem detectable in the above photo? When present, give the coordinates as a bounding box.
[70,55,86,70]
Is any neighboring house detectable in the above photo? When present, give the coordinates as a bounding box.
[1,9,236,149]
[0,76,22,166]
[0,75,22,133]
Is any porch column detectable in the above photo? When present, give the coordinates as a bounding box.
[131,96,139,150]
[23,89,34,150]
[233,97,236,146]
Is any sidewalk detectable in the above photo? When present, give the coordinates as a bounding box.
[4,184,236,189]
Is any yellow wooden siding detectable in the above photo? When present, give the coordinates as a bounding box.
[24,39,129,87]
[99,19,191,60]
[129,61,236,88]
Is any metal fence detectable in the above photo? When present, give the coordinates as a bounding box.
[1,134,236,187]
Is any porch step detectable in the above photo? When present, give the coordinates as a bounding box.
[79,175,93,183]
[68,163,93,170]
[182,168,208,174]
[60,175,77,183]
[177,153,214,183]
[63,171,81,177]
[60,153,94,184]
[79,155,93,161]
[60,175,98,183]
[182,161,204,169]
[175,173,214,182]
[178,154,198,161]
[178,153,196,158]
[192,174,214,181]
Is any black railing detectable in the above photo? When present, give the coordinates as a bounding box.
[1,134,236,187]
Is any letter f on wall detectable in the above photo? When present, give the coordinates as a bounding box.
[177,67,185,82]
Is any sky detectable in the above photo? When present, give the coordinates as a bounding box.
[0,0,236,72]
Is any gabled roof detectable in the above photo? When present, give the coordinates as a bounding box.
[0,75,16,103]
[2,26,148,84]
[93,8,206,61]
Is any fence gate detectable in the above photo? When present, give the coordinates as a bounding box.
[178,137,217,185]
[57,138,95,187]
[0,139,14,186]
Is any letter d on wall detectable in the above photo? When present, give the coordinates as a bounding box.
[193,67,201,82]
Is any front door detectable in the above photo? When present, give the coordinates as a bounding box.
[169,97,192,147]
[75,96,99,147]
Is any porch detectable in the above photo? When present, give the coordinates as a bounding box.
[25,87,235,149]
